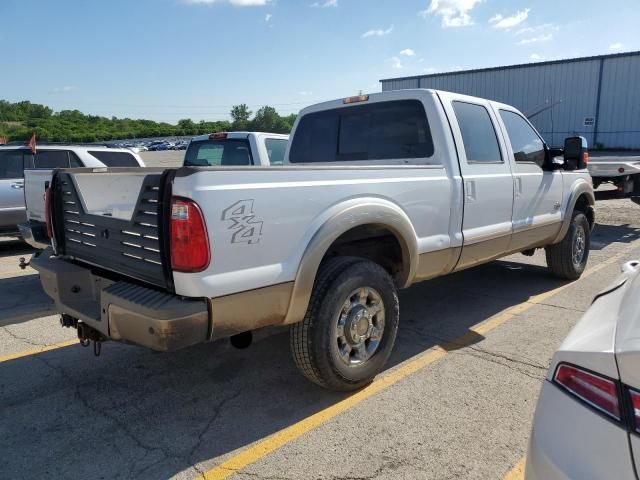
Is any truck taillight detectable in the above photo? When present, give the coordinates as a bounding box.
[630,389,640,433]
[170,198,210,273]
[44,188,52,239]
[582,152,589,165]
[554,363,620,420]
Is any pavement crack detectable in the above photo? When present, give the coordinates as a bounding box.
[1,325,44,347]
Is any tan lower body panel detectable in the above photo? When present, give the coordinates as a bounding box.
[210,282,294,339]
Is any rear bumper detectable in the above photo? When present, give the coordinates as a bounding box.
[31,250,210,351]
[0,207,26,234]
[18,220,50,250]
[525,380,636,480]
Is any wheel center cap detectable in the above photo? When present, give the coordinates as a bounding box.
[345,306,371,344]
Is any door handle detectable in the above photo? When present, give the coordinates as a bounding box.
[11,183,24,189]
[514,177,523,196]
[465,180,476,202]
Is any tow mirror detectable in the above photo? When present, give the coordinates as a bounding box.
[563,136,588,170]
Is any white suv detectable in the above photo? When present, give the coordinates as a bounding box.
[0,144,144,245]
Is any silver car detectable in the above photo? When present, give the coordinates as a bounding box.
[0,148,26,235]
[526,260,640,479]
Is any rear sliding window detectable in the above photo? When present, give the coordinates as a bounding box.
[289,100,434,163]
[184,139,253,166]
[88,151,139,167]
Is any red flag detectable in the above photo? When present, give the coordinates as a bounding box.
[27,132,36,154]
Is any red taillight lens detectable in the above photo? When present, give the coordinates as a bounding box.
[170,198,210,272]
[554,364,620,420]
[44,188,52,239]
[582,152,589,165]
[630,389,640,433]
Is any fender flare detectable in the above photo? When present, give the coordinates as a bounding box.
[282,199,419,325]
[550,180,595,244]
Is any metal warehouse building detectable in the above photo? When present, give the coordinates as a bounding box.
[380,51,640,150]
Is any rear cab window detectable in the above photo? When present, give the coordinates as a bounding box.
[88,151,140,167]
[184,139,253,166]
[289,100,434,163]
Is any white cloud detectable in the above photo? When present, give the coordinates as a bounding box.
[311,0,337,6]
[517,33,552,45]
[361,25,393,38]
[400,49,416,56]
[489,8,529,29]
[182,0,271,6]
[516,23,558,35]
[529,53,544,61]
[609,42,623,51]
[419,0,482,28]
[390,57,403,69]
[51,86,77,93]
[265,13,272,21]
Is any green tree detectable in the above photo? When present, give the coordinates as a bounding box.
[230,104,252,131]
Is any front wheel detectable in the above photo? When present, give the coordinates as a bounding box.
[290,257,399,391]
[545,211,590,280]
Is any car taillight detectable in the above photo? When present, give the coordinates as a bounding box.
[554,364,620,420]
[170,198,210,272]
[44,188,52,239]
[582,152,589,165]
[630,389,640,433]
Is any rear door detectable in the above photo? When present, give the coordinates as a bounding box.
[0,149,27,228]
[494,107,564,251]
[438,92,515,269]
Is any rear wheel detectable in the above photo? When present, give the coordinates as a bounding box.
[545,211,590,280]
[290,257,399,391]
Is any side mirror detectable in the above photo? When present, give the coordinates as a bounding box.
[563,136,589,170]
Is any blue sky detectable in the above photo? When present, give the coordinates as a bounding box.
[1,0,638,122]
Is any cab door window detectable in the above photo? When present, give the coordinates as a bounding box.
[0,150,24,179]
[499,110,545,168]
[452,101,502,163]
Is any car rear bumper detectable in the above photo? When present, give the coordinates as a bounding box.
[0,206,27,234]
[31,250,210,351]
[18,220,50,249]
[525,380,636,480]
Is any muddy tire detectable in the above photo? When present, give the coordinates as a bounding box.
[545,211,590,280]
[290,257,399,391]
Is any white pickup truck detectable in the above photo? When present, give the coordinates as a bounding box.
[33,89,595,391]
[184,131,289,166]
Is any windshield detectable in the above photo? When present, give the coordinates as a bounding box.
[184,139,253,166]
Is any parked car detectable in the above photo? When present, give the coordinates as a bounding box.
[32,89,594,391]
[11,145,145,248]
[526,259,640,480]
[184,132,289,166]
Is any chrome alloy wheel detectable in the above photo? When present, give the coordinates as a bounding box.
[335,287,385,366]
[573,225,586,266]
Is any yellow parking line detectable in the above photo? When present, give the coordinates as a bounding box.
[199,247,639,479]
[0,339,77,363]
[502,457,526,480]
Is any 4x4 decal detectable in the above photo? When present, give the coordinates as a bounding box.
[221,199,263,244]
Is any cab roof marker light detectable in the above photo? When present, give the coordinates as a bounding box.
[343,95,370,104]
[210,132,228,140]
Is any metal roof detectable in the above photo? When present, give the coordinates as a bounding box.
[379,50,640,83]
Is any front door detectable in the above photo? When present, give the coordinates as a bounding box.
[439,93,515,270]
[0,149,26,228]
[495,108,564,251]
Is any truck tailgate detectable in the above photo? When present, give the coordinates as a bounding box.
[51,169,171,289]
[24,169,53,222]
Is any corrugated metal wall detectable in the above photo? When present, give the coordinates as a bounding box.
[380,52,640,149]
